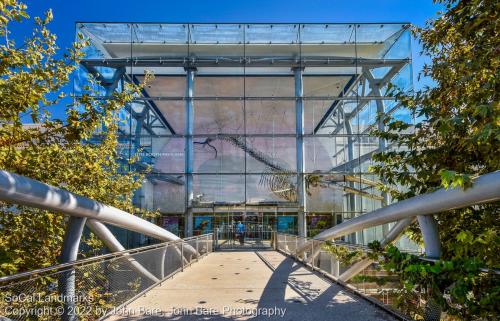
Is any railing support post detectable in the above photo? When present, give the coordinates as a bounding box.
[311,240,315,270]
[181,241,184,272]
[59,216,87,321]
[160,244,168,279]
[418,215,442,321]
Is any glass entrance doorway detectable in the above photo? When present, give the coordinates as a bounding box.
[212,211,270,248]
[195,208,299,248]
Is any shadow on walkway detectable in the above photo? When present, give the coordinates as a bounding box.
[105,251,396,321]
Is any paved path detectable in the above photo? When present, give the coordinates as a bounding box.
[106,250,396,321]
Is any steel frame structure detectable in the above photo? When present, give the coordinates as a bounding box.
[76,22,413,241]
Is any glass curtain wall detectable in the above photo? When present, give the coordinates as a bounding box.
[75,23,412,245]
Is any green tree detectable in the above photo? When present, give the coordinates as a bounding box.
[370,0,499,319]
[0,0,155,276]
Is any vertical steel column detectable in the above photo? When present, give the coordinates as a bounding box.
[343,107,358,244]
[185,67,196,237]
[294,66,306,237]
[131,105,145,247]
[366,69,390,238]
[59,216,87,321]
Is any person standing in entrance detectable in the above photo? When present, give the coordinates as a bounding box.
[236,221,245,245]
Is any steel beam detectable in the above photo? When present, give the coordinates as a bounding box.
[185,67,196,237]
[294,66,306,237]
[313,74,359,134]
[325,64,404,137]
[80,57,410,69]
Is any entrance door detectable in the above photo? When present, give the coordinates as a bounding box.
[214,211,273,248]
[243,214,262,242]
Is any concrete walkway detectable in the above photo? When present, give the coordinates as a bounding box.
[106,250,397,321]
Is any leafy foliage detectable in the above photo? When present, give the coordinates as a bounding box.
[0,0,156,276]
[372,245,500,321]
[321,241,364,265]
[368,0,499,319]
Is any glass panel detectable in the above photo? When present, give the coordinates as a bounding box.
[78,23,132,61]
[304,136,334,173]
[355,24,406,59]
[358,99,378,132]
[307,214,333,237]
[300,24,354,43]
[154,101,185,134]
[189,24,244,57]
[141,136,185,174]
[245,24,299,44]
[246,174,297,203]
[190,24,243,44]
[304,100,332,135]
[245,137,296,173]
[127,135,184,173]
[127,100,172,136]
[79,23,131,45]
[75,24,129,96]
[305,173,344,212]
[383,26,411,59]
[387,64,412,93]
[145,174,186,213]
[245,100,295,134]
[194,100,244,134]
[245,24,299,57]
[245,77,294,97]
[356,24,404,42]
[134,24,188,43]
[132,24,188,58]
[303,75,353,97]
[300,24,356,58]
[193,137,245,173]
[137,76,185,98]
[195,76,244,97]
[329,135,357,173]
[193,174,245,204]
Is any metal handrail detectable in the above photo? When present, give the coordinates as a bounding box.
[276,232,500,275]
[0,233,213,284]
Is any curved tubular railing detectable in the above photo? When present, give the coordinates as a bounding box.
[0,170,197,255]
[296,171,500,257]
[0,170,202,320]
[317,171,500,240]
[86,219,160,283]
[0,170,181,242]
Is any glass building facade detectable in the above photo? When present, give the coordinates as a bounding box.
[75,23,413,245]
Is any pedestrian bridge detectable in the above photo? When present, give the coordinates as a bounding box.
[105,249,396,321]
[0,170,499,321]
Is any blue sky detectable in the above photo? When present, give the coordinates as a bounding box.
[12,0,443,120]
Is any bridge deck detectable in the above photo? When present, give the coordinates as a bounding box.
[106,250,396,321]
